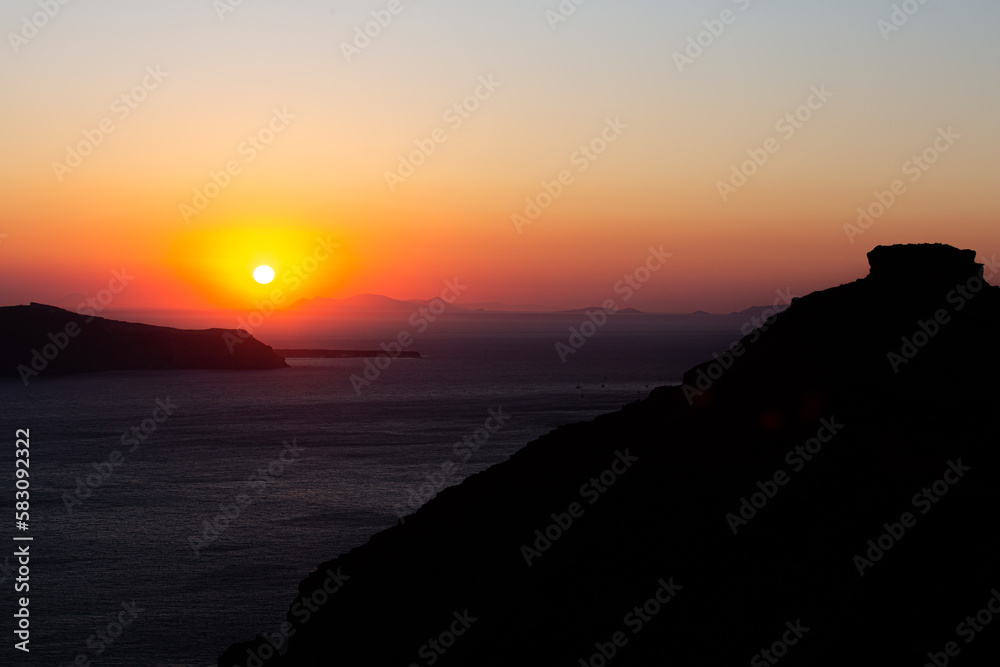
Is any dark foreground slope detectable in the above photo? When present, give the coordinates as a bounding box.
[0,303,287,380]
[223,244,1000,666]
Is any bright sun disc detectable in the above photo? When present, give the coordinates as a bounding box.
[253,265,275,284]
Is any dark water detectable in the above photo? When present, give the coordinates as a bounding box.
[0,314,746,665]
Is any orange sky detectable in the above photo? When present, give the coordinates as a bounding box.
[1,0,997,315]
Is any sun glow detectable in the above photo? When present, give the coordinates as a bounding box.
[254,265,275,284]
[165,225,354,308]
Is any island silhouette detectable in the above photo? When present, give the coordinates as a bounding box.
[0,304,432,383]
[0,302,288,383]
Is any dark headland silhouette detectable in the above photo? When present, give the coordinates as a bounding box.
[0,303,288,380]
[0,305,432,381]
[220,243,1000,666]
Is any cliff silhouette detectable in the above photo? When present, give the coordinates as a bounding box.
[0,303,287,380]
[222,243,1000,666]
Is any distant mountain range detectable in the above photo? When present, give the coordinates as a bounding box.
[290,294,458,313]
[48,291,788,318]
[287,294,774,316]
[560,306,645,315]
[288,294,561,314]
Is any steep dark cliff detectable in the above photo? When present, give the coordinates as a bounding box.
[222,244,1000,666]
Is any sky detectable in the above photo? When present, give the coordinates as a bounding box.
[1,0,998,314]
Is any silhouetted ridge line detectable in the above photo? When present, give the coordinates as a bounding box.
[215,243,998,666]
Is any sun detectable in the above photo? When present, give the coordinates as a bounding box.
[253,265,275,284]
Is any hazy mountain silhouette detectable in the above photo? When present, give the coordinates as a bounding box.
[0,303,287,380]
[290,295,567,313]
[289,294,470,313]
[287,295,793,316]
[457,301,557,313]
[219,243,1000,666]
[560,306,645,315]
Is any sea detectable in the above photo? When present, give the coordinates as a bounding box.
[0,312,749,665]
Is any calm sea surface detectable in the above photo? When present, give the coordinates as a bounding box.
[0,314,745,665]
